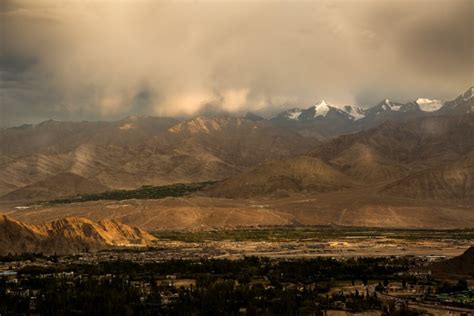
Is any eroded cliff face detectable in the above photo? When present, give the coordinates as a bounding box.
[0,214,156,255]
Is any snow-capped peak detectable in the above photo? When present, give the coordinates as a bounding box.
[416,98,433,103]
[277,100,366,121]
[313,100,331,117]
[341,105,366,120]
[325,103,365,120]
[415,98,444,112]
[381,99,390,110]
[316,100,329,107]
[311,100,366,120]
[380,99,401,111]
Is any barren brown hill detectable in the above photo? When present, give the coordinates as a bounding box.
[430,246,474,276]
[36,217,157,253]
[0,214,156,255]
[206,155,353,198]
[311,115,474,183]
[0,214,44,255]
[0,172,109,201]
[382,152,474,201]
[327,142,409,182]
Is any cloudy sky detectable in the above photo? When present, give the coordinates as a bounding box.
[0,0,472,127]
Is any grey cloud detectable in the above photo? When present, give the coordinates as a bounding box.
[0,0,472,127]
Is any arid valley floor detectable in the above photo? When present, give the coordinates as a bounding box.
[3,187,473,231]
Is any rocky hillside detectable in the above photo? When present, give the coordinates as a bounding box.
[0,214,156,255]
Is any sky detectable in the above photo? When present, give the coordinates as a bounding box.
[0,0,472,127]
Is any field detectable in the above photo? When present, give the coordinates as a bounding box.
[153,227,474,242]
[144,227,474,259]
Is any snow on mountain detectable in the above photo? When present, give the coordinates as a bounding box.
[381,99,401,111]
[311,100,366,120]
[367,99,411,117]
[275,100,366,121]
[416,98,444,112]
[277,108,304,120]
[274,87,471,123]
[334,104,366,120]
[463,86,473,100]
[437,87,473,115]
[288,109,303,120]
[313,100,331,117]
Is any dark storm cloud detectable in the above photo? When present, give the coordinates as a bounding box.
[0,55,36,76]
[0,0,472,127]
[350,0,473,106]
[397,1,472,75]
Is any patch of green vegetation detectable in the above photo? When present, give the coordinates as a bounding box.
[48,181,217,204]
[152,227,474,242]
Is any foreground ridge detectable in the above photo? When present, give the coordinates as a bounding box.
[0,214,156,255]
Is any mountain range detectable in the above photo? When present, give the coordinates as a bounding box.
[0,87,473,215]
[210,115,474,201]
[0,116,315,199]
[271,86,473,138]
